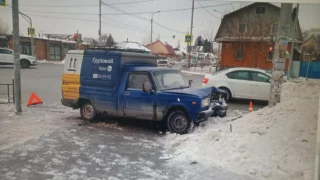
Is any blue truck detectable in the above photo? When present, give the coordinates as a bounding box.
[61,49,227,134]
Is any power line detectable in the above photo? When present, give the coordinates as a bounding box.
[101,1,185,34]
[0,10,150,34]
[196,0,221,19]
[101,3,231,15]
[7,0,157,7]
[109,0,156,5]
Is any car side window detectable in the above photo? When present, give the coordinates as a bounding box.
[127,73,151,90]
[0,49,12,54]
[226,71,250,80]
[251,72,270,83]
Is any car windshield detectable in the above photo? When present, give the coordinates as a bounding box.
[158,60,168,64]
[153,70,188,90]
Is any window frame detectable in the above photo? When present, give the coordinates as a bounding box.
[126,72,155,91]
[238,24,246,33]
[235,49,245,60]
[49,44,61,60]
[255,6,266,14]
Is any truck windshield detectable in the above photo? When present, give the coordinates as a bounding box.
[153,70,188,90]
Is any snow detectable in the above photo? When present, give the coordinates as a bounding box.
[160,79,320,180]
[37,59,65,65]
[182,66,218,76]
[116,41,150,52]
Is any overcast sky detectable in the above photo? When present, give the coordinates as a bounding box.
[1,0,319,48]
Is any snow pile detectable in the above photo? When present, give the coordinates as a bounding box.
[161,79,320,180]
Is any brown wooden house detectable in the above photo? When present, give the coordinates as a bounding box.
[215,2,302,70]
[145,40,176,57]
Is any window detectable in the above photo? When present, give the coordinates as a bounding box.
[251,72,270,83]
[256,7,266,14]
[127,73,151,90]
[0,49,12,54]
[238,24,246,33]
[272,24,278,34]
[20,43,31,55]
[235,49,244,60]
[226,71,250,81]
[50,44,61,60]
[153,70,188,90]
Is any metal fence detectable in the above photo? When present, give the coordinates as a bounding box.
[0,79,14,104]
[300,61,320,79]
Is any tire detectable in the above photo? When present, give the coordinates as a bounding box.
[219,87,231,102]
[20,59,30,68]
[80,101,96,121]
[167,110,192,134]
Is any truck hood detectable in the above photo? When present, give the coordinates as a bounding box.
[162,87,212,99]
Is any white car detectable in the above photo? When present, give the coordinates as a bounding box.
[202,68,272,101]
[157,60,172,68]
[0,48,38,68]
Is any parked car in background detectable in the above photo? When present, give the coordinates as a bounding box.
[157,60,172,68]
[202,68,272,101]
[169,60,176,65]
[0,48,37,68]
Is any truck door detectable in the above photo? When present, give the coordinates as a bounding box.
[124,72,156,120]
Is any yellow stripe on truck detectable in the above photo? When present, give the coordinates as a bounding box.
[61,73,80,100]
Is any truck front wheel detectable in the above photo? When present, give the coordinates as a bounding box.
[80,102,96,121]
[167,110,192,134]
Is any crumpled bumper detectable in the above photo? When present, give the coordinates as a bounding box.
[197,104,215,121]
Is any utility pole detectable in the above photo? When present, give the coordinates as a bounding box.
[287,4,299,79]
[151,15,153,44]
[99,0,101,45]
[187,0,195,69]
[150,11,160,44]
[12,0,22,114]
[268,3,293,107]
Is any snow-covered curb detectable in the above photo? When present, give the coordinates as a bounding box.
[182,70,208,76]
[160,79,320,180]
[37,59,65,65]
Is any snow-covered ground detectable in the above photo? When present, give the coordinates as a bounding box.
[37,59,65,64]
[160,78,320,180]
[0,104,78,151]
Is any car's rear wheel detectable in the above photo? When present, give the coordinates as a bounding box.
[167,110,192,134]
[219,87,231,102]
[80,101,96,121]
[20,59,30,68]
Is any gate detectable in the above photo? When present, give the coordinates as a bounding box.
[0,79,15,104]
[299,61,320,79]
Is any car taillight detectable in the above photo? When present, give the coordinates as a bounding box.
[203,77,209,84]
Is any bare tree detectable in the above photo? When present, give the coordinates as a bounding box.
[201,21,218,53]
[0,17,9,34]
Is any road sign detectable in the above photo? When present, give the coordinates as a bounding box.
[0,0,6,7]
[185,34,193,43]
[28,27,35,36]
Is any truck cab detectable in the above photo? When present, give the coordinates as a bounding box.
[61,49,227,134]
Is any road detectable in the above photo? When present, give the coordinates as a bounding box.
[0,64,262,179]
[0,63,267,112]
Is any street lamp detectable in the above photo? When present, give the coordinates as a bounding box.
[151,11,160,44]
[8,5,35,57]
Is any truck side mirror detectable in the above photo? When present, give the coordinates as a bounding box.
[188,80,193,87]
[143,82,151,92]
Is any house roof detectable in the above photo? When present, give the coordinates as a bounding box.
[146,40,176,55]
[214,2,302,42]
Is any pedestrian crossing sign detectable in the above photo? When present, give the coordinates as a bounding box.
[28,27,35,36]
[185,34,193,43]
[0,0,6,7]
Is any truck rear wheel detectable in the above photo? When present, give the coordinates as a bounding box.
[167,110,192,134]
[80,101,96,121]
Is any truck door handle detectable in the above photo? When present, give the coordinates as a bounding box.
[124,91,130,96]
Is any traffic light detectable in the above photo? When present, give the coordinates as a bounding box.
[73,33,78,42]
